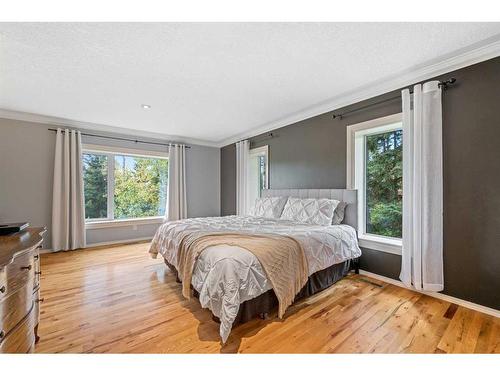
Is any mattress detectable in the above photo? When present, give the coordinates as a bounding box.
[149,215,361,342]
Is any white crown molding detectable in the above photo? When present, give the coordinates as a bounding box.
[217,36,500,147]
[359,270,500,319]
[0,109,220,148]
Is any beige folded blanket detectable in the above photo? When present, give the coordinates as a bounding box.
[177,231,308,318]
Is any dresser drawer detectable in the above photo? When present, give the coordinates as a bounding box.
[0,305,36,353]
[0,228,45,353]
[0,281,35,336]
[1,251,36,297]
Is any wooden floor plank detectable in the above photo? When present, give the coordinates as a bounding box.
[35,242,500,353]
[437,307,488,353]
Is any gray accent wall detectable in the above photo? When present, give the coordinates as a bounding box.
[221,57,500,309]
[0,118,220,248]
[220,145,236,216]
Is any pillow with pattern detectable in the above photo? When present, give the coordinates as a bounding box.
[248,196,289,218]
[280,197,340,226]
[332,201,347,225]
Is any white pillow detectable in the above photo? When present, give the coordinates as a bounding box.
[332,201,347,225]
[248,196,288,219]
[280,198,339,226]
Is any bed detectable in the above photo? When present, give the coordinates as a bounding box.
[149,189,361,343]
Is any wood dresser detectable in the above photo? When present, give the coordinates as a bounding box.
[0,227,45,353]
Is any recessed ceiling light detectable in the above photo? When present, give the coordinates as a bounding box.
[141,104,151,109]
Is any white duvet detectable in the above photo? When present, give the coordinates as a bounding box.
[149,215,361,342]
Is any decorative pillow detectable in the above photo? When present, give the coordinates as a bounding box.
[248,196,288,218]
[280,198,339,226]
[332,201,347,225]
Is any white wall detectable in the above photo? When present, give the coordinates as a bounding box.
[0,117,220,248]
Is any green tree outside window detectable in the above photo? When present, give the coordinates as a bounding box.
[82,153,168,220]
[365,129,403,238]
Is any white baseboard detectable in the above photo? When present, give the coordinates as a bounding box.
[40,236,153,254]
[86,237,153,248]
[359,270,500,319]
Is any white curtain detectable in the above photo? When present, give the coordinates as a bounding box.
[236,140,250,215]
[400,81,444,292]
[51,128,86,251]
[167,144,187,221]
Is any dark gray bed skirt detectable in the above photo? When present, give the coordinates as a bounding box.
[165,258,356,326]
[218,259,353,325]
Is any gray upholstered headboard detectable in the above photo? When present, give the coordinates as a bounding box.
[261,188,358,229]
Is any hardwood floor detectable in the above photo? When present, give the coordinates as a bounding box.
[35,242,499,353]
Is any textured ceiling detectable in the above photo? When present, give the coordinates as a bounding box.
[1,23,499,145]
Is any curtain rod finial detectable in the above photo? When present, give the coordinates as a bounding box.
[439,78,457,90]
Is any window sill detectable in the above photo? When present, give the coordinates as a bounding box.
[358,234,402,255]
[85,217,165,229]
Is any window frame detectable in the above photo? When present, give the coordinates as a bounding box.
[346,113,403,255]
[82,144,169,229]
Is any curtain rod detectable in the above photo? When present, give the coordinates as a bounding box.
[237,132,275,145]
[332,78,456,120]
[48,128,191,149]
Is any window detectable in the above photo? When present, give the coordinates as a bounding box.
[347,113,403,254]
[247,145,269,208]
[82,145,168,228]
[365,128,403,238]
[82,153,108,220]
